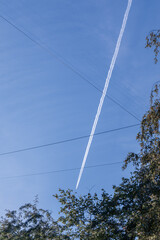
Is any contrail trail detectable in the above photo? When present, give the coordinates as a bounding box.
[76,0,133,189]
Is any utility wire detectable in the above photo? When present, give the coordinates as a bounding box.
[0,15,100,92]
[0,123,140,157]
[105,95,140,122]
[0,161,123,180]
[0,14,140,122]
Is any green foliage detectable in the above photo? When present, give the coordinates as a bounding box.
[113,83,160,239]
[146,30,160,63]
[54,189,125,239]
[0,197,61,240]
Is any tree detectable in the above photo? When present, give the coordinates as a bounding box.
[54,189,126,240]
[0,197,61,240]
[113,83,160,239]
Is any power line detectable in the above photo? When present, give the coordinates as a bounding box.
[0,15,100,92]
[106,95,140,122]
[0,14,140,122]
[0,161,123,180]
[0,123,140,157]
[0,14,101,91]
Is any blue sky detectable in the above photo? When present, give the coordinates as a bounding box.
[0,0,159,218]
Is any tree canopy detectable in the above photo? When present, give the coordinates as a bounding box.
[0,197,61,239]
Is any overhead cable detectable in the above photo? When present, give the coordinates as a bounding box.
[0,123,140,157]
[0,14,140,122]
[0,161,123,180]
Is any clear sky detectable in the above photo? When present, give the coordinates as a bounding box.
[0,0,159,218]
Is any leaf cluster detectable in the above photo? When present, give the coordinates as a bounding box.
[146,30,160,63]
[0,198,61,240]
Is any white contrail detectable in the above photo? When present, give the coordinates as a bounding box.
[76,0,133,189]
